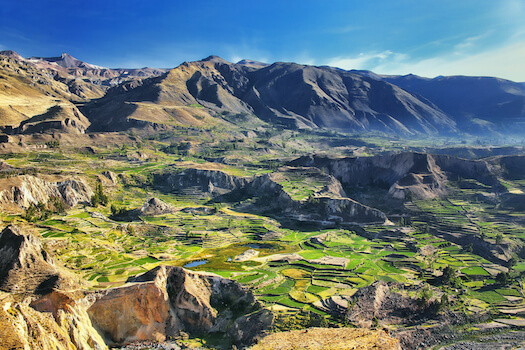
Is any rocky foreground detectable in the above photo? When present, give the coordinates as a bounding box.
[0,223,405,350]
[0,224,272,349]
[250,328,400,350]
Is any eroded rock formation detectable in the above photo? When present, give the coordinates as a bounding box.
[0,174,93,210]
[88,265,271,346]
[0,225,80,294]
[157,166,388,224]
[290,152,500,200]
[0,225,106,350]
[0,225,272,349]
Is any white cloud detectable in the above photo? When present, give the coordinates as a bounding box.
[322,40,525,82]
[453,32,491,54]
[375,41,525,81]
[325,51,407,71]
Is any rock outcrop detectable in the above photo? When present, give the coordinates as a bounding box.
[244,168,388,224]
[99,170,119,186]
[0,225,79,294]
[157,167,388,224]
[290,152,500,200]
[138,197,174,216]
[88,265,271,347]
[0,174,93,210]
[157,168,249,198]
[0,225,107,350]
[345,282,418,328]
[0,225,273,349]
[0,291,108,350]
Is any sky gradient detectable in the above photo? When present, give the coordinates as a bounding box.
[2,0,525,81]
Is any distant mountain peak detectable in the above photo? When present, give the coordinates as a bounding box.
[29,52,106,70]
[0,50,24,60]
[236,59,269,69]
[201,55,230,64]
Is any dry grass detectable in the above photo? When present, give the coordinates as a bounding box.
[250,327,400,350]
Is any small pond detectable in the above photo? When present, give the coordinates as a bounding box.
[183,260,208,268]
[245,243,273,249]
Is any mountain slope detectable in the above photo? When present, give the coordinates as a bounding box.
[0,53,89,129]
[0,51,168,133]
[82,56,457,135]
[244,62,455,133]
[358,72,525,135]
[3,51,525,137]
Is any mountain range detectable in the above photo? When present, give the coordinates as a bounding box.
[1,50,525,137]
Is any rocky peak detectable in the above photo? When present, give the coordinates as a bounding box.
[0,50,24,60]
[201,55,230,64]
[139,197,174,215]
[236,59,269,69]
[30,52,106,70]
[0,225,75,294]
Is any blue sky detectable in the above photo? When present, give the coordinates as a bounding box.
[1,0,525,81]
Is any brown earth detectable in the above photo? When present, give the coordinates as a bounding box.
[249,327,401,350]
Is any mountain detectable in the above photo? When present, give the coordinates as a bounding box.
[0,52,90,130]
[0,51,168,134]
[2,51,525,137]
[29,52,106,69]
[0,50,168,100]
[81,55,457,135]
[354,72,525,135]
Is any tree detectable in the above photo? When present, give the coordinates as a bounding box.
[496,233,503,245]
[509,256,518,268]
[417,286,433,308]
[496,272,511,285]
[91,183,108,207]
[441,265,461,288]
[479,229,486,241]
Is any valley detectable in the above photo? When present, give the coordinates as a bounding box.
[1,51,525,350]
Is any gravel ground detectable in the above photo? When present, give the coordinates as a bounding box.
[439,331,525,350]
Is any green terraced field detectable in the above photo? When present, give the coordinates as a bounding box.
[2,133,525,331]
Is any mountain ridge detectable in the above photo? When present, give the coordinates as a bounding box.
[1,50,525,137]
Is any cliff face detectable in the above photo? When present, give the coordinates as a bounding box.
[0,226,272,350]
[0,225,107,350]
[1,291,108,350]
[290,152,499,200]
[247,171,387,224]
[157,167,388,224]
[86,268,172,344]
[0,225,79,294]
[157,168,249,197]
[0,175,93,210]
[87,265,270,347]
